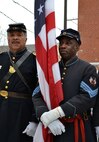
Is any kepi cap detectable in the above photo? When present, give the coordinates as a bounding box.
[7,23,27,33]
[56,28,81,45]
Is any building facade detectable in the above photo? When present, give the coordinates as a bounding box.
[78,0,99,63]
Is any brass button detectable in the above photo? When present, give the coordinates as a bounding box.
[12,56,15,60]
[6,80,9,84]
[63,72,65,75]
[5,86,8,89]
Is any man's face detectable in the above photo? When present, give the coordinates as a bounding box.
[59,37,80,62]
[7,31,27,53]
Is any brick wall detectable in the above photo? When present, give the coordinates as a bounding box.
[78,0,99,62]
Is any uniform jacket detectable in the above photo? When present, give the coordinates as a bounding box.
[93,73,99,127]
[33,56,98,119]
[32,56,98,142]
[0,48,38,142]
[0,48,37,94]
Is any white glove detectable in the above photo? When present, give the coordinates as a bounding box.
[23,122,38,137]
[48,119,65,136]
[40,106,65,127]
[95,126,99,138]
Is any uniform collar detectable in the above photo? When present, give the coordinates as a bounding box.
[9,47,27,57]
[60,56,79,67]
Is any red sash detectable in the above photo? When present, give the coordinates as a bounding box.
[62,114,85,142]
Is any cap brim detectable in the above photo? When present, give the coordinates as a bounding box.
[56,34,81,45]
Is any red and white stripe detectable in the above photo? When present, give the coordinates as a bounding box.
[34,0,63,141]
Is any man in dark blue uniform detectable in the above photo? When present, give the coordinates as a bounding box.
[93,75,99,141]
[0,23,38,142]
[32,28,99,142]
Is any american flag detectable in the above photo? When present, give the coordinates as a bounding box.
[34,0,63,141]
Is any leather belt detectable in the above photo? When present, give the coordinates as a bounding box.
[0,90,31,99]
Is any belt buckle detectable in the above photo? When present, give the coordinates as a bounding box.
[0,90,8,99]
